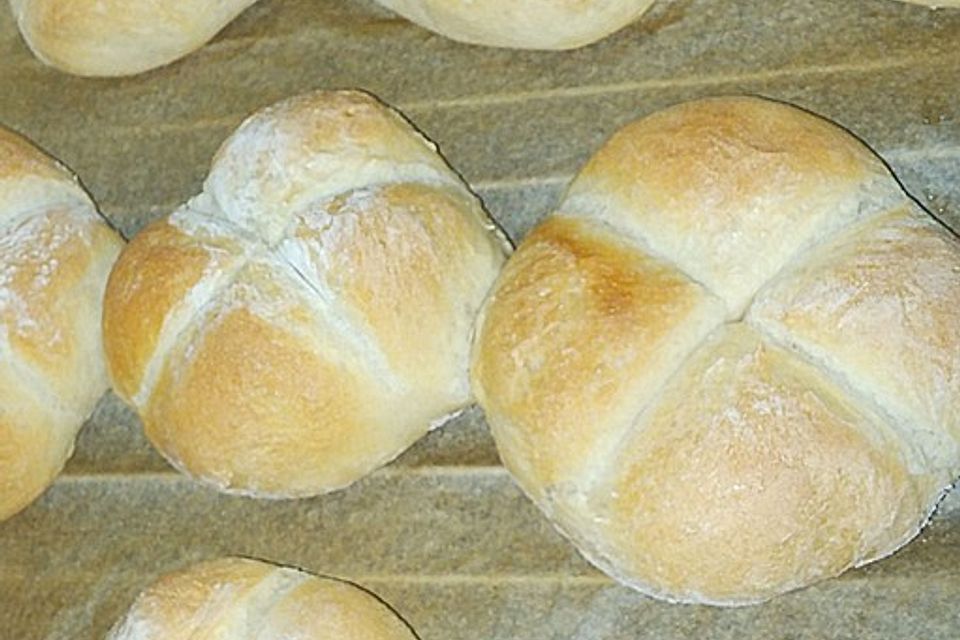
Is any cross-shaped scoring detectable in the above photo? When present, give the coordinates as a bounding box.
[103,90,509,499]
[472,96,960,605]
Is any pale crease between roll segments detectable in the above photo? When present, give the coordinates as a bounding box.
[374,0,657,49]
[102,89,510,499]
[0,126,123,521]
[107,557,419,640]
[471,96,960,605]
[8,0,257,76]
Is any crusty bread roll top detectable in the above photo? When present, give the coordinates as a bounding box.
[107,557,418,640]
[0,126,123,521]
[103,89,510,498]
[471,96,960,605]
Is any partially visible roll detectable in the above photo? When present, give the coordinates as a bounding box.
[0,126,123,521]
[9,0,257,76]
[107,557,418,640]
[102,89,510,498]
[374,0,657,50]
[896,1,960,6]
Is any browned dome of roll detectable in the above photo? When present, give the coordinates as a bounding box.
[102,90,510,498]
[10,0,259,76]
[471,96,960,605]
[106,557,418,639]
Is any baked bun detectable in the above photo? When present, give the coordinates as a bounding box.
[0,126,123,521]
[374,0,656,50]
[896,1,960,6]
[9,0,257,76]
[107,557,418,640]
[102,90,509,498]
[471,96,960,605]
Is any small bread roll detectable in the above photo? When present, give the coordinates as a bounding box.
[0,126,123,521]
[374,0,657,50]
[471,96,960,605]
[102,90,509,498]
[896,1,960,6]
[8,0,257,76]
[107,557,418,640]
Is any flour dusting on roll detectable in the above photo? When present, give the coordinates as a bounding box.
[0,126,123,521]
[471,96,960,605]
[102,90,510,498]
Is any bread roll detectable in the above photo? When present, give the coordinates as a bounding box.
[471,96,960,605]
[9,0,257,76]
[896,1,960,6]
[102,89,509,499]
[107,557,418,640]
[374,0,656,50]
[0,126,123,521]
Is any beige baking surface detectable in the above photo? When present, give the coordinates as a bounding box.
[2,1,960,638]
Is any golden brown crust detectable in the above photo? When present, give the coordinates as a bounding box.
[749,207,960,469]
[471,96,960,605]
[262,576,417,640]
[4,209,119,407]
[0,126,87,221]
[107,557,418,639]
[11,0,258,77]
[111,558,273,637]
[206,90,461,244]
[287,182,505,401]
[144,269,416,497]
[473,216,723,495]
[102,217,246,404]
[0,372,75,520]
[595,325,936,604]
[562,96,904,314]
[103,90,508,498]
[0,125,122,522]
[374,0,657,49]
[0,126,71,184]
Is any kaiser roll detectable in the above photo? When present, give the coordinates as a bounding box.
[102,89,510,499]
[471,95,960,605]
[0,126,123,521]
